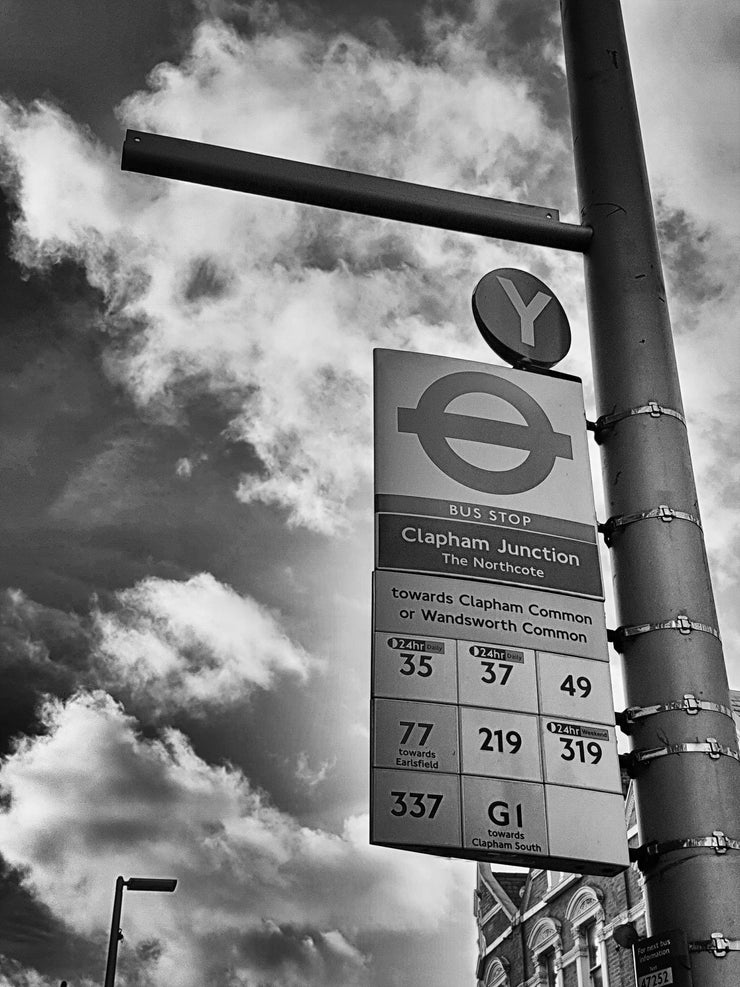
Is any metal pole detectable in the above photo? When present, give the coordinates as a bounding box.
[561,1,740,981]
[103,876,125,987]
[121,130,592,252]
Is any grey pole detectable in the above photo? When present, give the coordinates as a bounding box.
[561,0,740,980]
[103,876,125,987]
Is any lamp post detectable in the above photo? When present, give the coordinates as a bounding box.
[103,876,177,987]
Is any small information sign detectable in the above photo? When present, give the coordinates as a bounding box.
[633,930,693,987]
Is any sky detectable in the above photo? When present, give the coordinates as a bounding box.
[0,1,738,985]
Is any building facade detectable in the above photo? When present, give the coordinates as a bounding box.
[475,692,740,986]
[474,780,645,987]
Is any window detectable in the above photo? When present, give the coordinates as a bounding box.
[542,950,558,987]
[527,917,562,987]
[565,887,608,987]
[547,870,568,888]
[484,957,509,987]
[585,921,603,987]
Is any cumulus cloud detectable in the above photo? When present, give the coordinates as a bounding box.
[92,572,312,716]
[0,11,579,534]
[294,750,336,789]
[0,961,84,987]
[0,691,470,987]
[0,573,313,725]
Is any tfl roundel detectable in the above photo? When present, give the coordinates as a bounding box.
[472,268,570,369]
[398,370,573,495]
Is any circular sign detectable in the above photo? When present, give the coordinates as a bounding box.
[472,268,570,369]
[397,371,573,495]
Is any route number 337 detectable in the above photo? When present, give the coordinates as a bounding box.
[389,791,442,818]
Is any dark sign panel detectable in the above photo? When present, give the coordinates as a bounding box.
[633,930,693,987]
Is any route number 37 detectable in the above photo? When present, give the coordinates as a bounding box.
[389,791,442,818]
[480,661,513,685]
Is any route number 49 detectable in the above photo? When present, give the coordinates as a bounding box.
[390,791,443,818]
[560,674,591,697]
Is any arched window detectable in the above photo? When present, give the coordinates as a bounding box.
[527,917,563,987]
[484,956,509,987]
[565,887,609,987]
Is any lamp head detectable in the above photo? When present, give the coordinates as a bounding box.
[125,877,177,893]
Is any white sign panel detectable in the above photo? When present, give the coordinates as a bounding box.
[370,349,628,875]
[374,348,598,525]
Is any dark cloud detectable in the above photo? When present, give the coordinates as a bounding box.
[182,255,234,303]
[200,0,449,55]
[0,0,198,146]
[0,591,88,755]
[0,857,100,981]
[0,183,305,615]
[427,0,570,129]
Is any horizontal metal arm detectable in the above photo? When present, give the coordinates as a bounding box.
[121,130,592,252]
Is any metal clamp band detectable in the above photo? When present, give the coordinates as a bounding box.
[609,614,721,651]
[689,933,740,957]
[599,505,702,546]
[616,694,735,734]
[588,400,686,443]
[630,831,740,869]
[620,739,739,775]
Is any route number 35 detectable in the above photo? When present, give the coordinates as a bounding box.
[399,654,433,677]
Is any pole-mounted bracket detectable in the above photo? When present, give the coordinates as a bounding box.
[689,933,740,957]
[587,400,686,444]
[121,130,593,252]
[620,739,739,776]
[598,505,702,547]
[630,831,740,869]
[608,614,721,651]
[615,694,735,734]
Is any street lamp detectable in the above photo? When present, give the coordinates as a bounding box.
[103,875,177,987]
